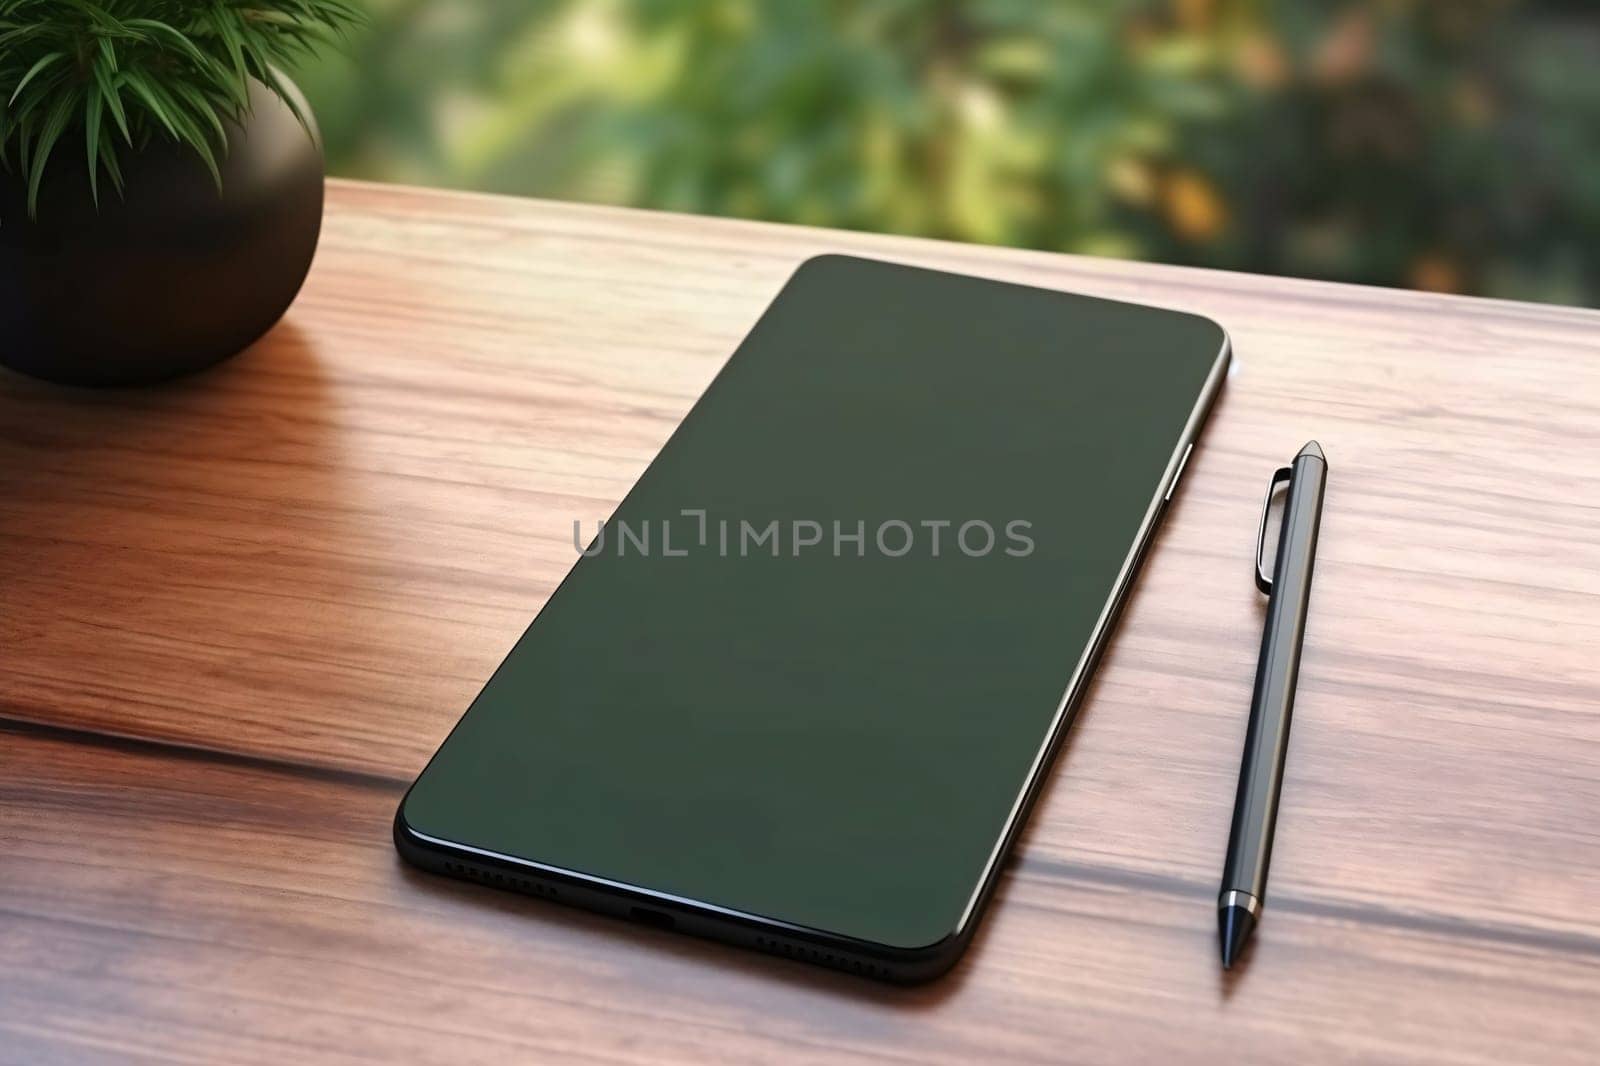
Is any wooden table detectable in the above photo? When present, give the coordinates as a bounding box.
[4,180,1598,1065]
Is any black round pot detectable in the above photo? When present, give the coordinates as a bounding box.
[0,77,323,387]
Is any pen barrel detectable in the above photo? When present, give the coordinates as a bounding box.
[1221,450,1327,905]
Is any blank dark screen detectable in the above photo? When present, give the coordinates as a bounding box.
[402,255,1225,949]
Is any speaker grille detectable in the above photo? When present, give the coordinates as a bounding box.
[438,856,894,981]
[750,934,889,980]
[442,859,561,900]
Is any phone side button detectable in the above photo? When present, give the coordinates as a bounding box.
[1165,443,1194,504]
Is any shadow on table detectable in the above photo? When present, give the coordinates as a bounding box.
[391,854,990,1009]
[0,315,338,494]
[0,315,349,735]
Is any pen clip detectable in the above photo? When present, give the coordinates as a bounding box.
[1255,466,1294,594]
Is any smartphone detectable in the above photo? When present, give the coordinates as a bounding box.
[396,255,1230,982]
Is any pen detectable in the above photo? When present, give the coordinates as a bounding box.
[1219,440,1328,968]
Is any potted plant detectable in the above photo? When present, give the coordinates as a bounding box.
[0,0,359,386]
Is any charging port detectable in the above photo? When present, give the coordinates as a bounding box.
[628,906,676,930]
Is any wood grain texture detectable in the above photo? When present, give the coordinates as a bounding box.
[3,179,1599,1063]
[5,727,1598,1066]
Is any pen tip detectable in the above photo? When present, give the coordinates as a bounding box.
[1298,440,1326,462]
[1218,904,1257,969]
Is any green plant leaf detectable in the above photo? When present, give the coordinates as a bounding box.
[9,50,64,108]
[91,62,131,143]
[143,77,223,186]
[169,78,228,148]
[97,34,120,75]
[0,0,357,220]
[85,84,102,206]
[27,89,75,217]
[121,74,181,142]
[122,18,220,76]
[99,130,124,195]
[263,63,310,132]
[207,4,250,90]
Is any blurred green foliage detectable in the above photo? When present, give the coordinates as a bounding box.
[295,0,1600,305]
